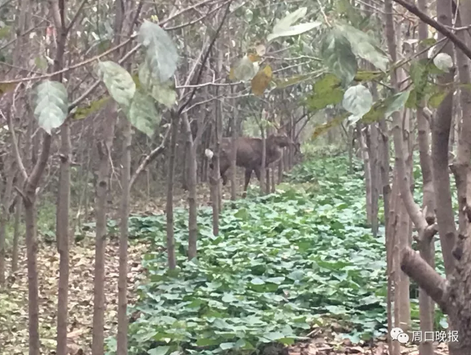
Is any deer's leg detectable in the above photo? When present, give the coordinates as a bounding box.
[220,164,230,185]
[243,169,252,196]
[254,166,261,181]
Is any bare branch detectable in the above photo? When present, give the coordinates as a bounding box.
[178,2,232,115]
[2,110,28,181]
[401,247,449,312]
[66,0,88,33]
[129,125,172,189]
[392,0,471,61]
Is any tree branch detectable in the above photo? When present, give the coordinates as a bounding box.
[129,125,172,189]
[392,0,471,61]
[177,2,232,116]
[401,246,449,312]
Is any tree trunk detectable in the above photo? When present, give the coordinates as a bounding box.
[117,119,131,355]
[56,121,71,355]
[11,196,22,273]
[24,133,52,355]
[92,104,117,355]
[182,114,198,260]
[260,123,266,196]
[433,0,457,278]
[230,89,238,201]
[166,113,179,270]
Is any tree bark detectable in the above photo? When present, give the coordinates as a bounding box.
[166,114,179,270]
[433,0,457,277]
[117,119,131,355]
[92,104,117,355]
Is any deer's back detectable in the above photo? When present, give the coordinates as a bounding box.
[220,137,282,169]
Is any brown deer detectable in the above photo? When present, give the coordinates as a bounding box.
[205,131,293,195]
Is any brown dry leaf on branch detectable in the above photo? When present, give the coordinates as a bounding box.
[0,238,148,355]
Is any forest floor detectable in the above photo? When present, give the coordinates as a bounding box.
[0,156,448,355]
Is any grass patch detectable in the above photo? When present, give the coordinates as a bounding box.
[111,155,389,355]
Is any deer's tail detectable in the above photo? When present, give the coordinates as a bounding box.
[205,149,215,169]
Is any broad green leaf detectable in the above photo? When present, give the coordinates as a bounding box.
[31,80,69,134]
[97,61,136,108]
[433,53,453,72]
[251,65,273,96]
[311,114,348,139]
[250,277,265,285]
[220,342,235,350]
[410,60,429,102]
[0,26,10,39]
[306,74,344,110]
[148,346,171,355]
[362,91,410,123]
[0,82,17,97]
[337,24,389,72]
[428,90,450,108]
[196,338,220,346]
[267,7,321,42]
[34,56,48,70]
[262,331,285,341]
[384,90,410,117]
[138,62,177,108]
[232,55,258,81]
[321,29,358,86]
[267,22,322,42]
[420,38,436,47]
[335,0,363,26]
[73,97,110,119]
[128,90,161,137]
[342,85,373,117]
[354,70,384,82]
[273,74,312,88]
[138,20,179,83]
[272,7,307,33]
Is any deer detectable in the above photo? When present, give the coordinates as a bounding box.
[205,130,294,195]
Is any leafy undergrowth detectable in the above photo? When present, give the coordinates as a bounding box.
[0,239,149,355]
[120,156,390,355]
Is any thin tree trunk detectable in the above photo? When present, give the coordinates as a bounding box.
[56,121,71,355]
[0,158,14,285]
[260,124,266,196]
[11,196,22,273]
[166,114,179,270]
[182,114,198,260]
[358,124,372,223]
[433,0,457,277]
[415,0,436,353]
[117,118,131,355]
[230,88,238,201]
[92,105,117,355]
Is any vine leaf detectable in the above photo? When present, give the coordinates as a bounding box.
[138,20,179,83]
[128,90,161,137]
[31,80,69,134]
[320,29,357,86]
[251,65,273,96]
[97,61,136,108]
